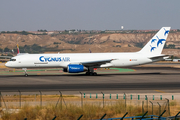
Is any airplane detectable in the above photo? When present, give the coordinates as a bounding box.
[5,27,171,76]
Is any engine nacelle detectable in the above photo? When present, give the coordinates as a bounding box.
[63,64,87,73]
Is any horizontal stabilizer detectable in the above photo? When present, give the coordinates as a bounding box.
[148,55,170,60]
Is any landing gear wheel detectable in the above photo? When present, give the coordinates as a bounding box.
[86,72,90,75]
[22,68,28,77]
[86,67,97,76]
[85,72,97,76]
[93,72,97,76]
[89,72,93,76]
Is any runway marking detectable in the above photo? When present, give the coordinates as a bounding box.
[154,90,166,93]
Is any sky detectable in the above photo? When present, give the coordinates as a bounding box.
[0,0,180,31]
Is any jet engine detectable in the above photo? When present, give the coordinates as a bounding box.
[63,64,87,73]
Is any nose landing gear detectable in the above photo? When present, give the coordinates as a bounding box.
[25,73,28,77]
[22,68,28,77]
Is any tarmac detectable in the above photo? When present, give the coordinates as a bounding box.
[0,63,180,94]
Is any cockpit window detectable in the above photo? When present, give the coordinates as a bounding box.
[10,59,16,61]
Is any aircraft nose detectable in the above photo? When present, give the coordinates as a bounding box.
[5,62,11,67]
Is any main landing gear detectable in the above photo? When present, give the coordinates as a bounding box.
[85,72,97,76]
[22,68,28,77]
[85,67,97,76]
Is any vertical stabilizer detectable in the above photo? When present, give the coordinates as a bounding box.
[138,27,170,55]
[17,44,20,54]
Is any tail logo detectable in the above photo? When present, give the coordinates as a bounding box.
[164,28,169,36]
[150,45,156,52]
[156,36,166,47]
[150,36,166,52]
[151,39,157,43]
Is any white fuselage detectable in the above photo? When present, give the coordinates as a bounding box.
[5,52,153,68]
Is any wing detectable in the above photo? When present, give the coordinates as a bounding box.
[79,59,115,67]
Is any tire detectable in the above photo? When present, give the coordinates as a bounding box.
[93,72,97,76]
[86,72,90,75]
[89,72,93,76]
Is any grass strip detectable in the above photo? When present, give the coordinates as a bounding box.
[1,100,177,120]
[110,68,134,72]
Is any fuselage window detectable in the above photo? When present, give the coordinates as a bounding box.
[10,59,16,61]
